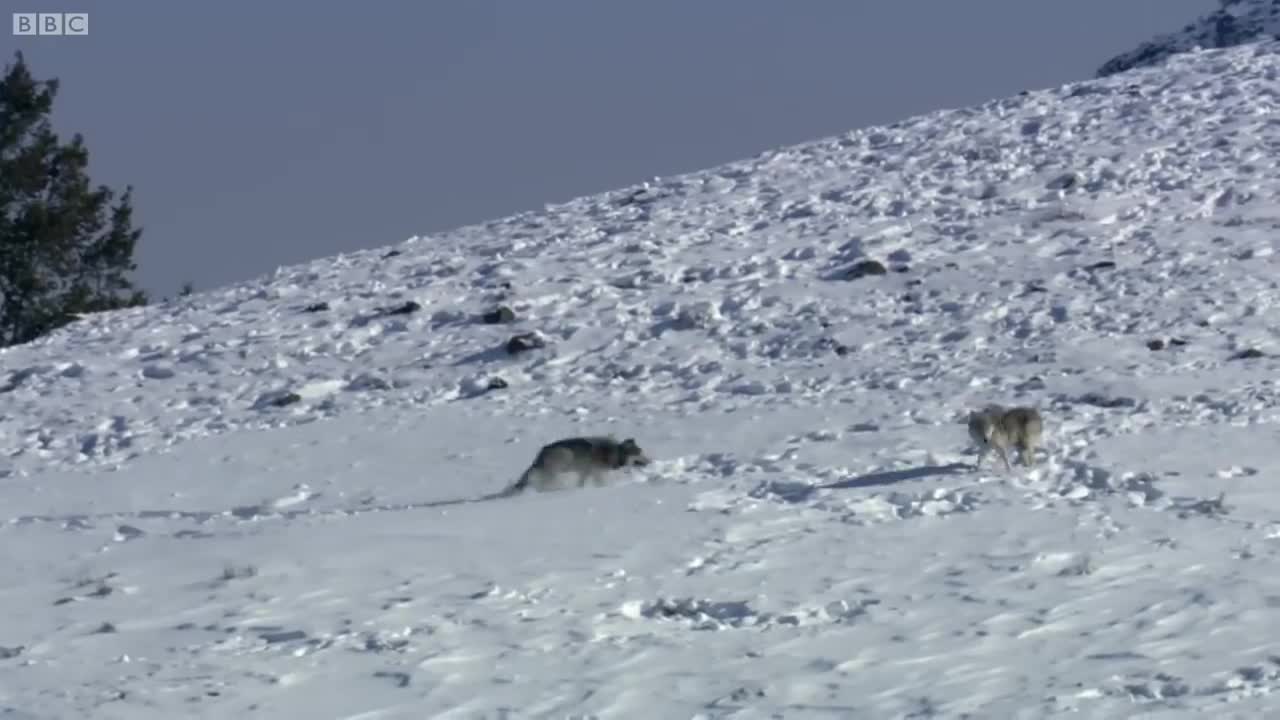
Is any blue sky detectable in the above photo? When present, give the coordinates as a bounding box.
[9,0,1213,298]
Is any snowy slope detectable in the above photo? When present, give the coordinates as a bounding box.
[1098,0,1280,77]
[5,38,1280,719]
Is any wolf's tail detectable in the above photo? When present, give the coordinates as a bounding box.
[470,474,529,503]
[487,467,531,499]
[464,473,533,503]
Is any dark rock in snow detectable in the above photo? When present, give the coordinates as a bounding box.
[1015,376,1046,392]
[482,306,516,324]
[379,301,421,317]
[259,629,308,644]
[843,260,888,280]
[617,186,665,207]
[1047,172,1085,191]
[506,332,546,356]
[374,670,412,688]
[254,390,303,410]
[347,374,391,392]
[1072,392,1138,409]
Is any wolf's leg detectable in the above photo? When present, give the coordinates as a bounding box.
[998,447,1012,472]
[974,447,987,471]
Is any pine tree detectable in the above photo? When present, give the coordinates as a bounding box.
[0,51,147,347]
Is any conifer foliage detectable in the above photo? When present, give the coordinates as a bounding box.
[0,51,146,347]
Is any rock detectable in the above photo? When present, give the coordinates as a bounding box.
[506,332,546,356]
[302,302,330,313]
[843,259,888,280]
[254,390,302,409]
[346,374,391,392]
[482,306,516,324]
[1047,172,1085,191]
[274,392,302,407]
[1083,261,1116,272]
[379,301,421,317]
[617,187,664,207]
[1147,339,1166,351]
[382,250,402,259]
[1074,392,1137,409]
[487,377,508,391]
[1230,348,1265,361]
[1015,376,1046,392]
[373,670,411,688]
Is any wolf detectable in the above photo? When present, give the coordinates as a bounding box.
[967,405,1043,471]
[501,436,651,495]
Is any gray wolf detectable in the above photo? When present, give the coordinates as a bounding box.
[967,405,1043,471]
[502,436,651,495]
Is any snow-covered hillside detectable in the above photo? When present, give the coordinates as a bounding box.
[5,37,1280,719]
[1098,0,1280,77]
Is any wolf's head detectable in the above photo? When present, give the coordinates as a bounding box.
[615,437,651,467]
[967,411,994,445]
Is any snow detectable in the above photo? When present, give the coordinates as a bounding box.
[5,35,1280,719]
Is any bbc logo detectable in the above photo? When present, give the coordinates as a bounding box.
[12,13,89,36]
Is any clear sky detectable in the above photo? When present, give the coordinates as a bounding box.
[8,0,1214,299]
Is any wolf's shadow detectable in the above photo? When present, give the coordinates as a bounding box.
[820,462,971,491]
[16,465,976,531]
[751,463,972,504]
[13,488,525,531]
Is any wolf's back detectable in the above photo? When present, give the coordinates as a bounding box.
[1002,407,1043,445]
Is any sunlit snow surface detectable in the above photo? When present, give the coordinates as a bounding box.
[4,40,1280,719]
